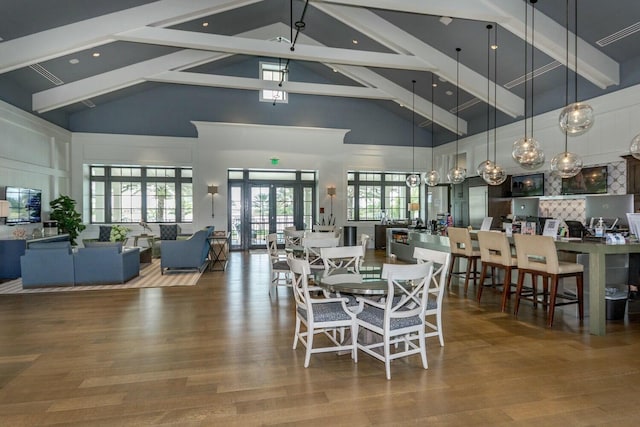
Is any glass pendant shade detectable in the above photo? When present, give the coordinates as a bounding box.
[476,159,495,177]
[559,102,594,136]
[406,173,421,188]
[630,134,640,160]
[550,151,583,178]
[447,167,467,184]
[482,164,508,185]
[512,137,545,170]
[425,170,440,187]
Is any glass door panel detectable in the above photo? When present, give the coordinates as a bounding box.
[250,186,270,247]
[274,186,295,244]
[229,185,243,248]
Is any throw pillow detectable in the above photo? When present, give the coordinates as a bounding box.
[98,225,112,242]
[159,224,180,240]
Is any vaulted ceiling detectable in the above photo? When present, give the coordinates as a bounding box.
[0,0,639,146]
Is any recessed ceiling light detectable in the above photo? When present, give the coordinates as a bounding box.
[202,22,209,27]
[491,44,498,50]
[445,90,453,96]
[439,16,453,26]
[69,58,79,64]
[432,83,438,87]
[352,39,358,44]
[92,52,100,57]
[332,68,338,72]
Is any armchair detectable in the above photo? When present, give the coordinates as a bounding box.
[160,227,213,274]
[20,241,75,288]
[74,243,140,284]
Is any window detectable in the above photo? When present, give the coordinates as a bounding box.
[90,166,192,224]
[347,172,419,221]
[260,61,287,103]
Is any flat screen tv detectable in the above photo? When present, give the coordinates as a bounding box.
[4,186,42,224]
[561,166,608,195]
[511,173,544,197]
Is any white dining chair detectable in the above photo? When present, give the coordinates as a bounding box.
[288,256,356,368]
[413,247,451,347]
[303,236,340,269]
[320,245,364,273]
[353,262,434,380]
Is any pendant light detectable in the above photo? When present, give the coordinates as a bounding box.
[476,24,495,177]
[406,79,421,188]
[559,0,594,136]
[483,23,508,186]
[551,0,583,177]
[425,73,440,186]
[630,134,640,160]
[512,0,545,170]
[447,48,467,185]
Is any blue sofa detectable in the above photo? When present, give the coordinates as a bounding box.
[20,241,75,288]
[74,243,140,284]
[160,227,214,274]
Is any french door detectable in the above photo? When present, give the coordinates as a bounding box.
[228,170,316,250]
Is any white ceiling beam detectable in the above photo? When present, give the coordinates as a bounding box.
[313,2,524,118]
[313,0,619,89]
[116,27,434,71]
[0,0,261,74]
[148,71,385,99]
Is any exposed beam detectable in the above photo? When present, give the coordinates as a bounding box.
[116,27,434,72]
[313,2,524,118]
[148,71,385,99]
[0,0,261,74]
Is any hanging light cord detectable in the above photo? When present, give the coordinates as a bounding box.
[486,24,492,161]
[564,0,570,152]
[455,48,461,169]
[530,0,536,139]
[523,2,528,139]
[412,79,416,173]
[493,24,498,163]
[574,0,578,104]
[431,74,435,171]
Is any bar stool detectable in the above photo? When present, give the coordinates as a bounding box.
[513,234,584,328]
[476,231,518,312]
[446,227,481,296]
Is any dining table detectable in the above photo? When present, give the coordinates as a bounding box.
[312,268,389,296]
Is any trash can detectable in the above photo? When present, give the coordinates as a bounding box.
[605,288,627,320]
[343,226,357,246]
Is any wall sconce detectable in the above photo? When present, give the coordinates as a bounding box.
[207,185,218,218]
[0,200,9,225]
[327,186,336,217]
[408,202,420,218]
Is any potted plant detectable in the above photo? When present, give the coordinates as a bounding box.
[49,195,86,246]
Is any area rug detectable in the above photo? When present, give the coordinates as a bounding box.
[0,260,203,294]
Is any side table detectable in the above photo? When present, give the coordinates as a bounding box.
[208,232,230,271]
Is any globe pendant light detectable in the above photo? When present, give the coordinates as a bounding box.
[425,73,441,187]
[630,133,640,160]
[406,79,420,188]
[512,0,544,170]
[483,23,508,186]
[551,0,583,178]
[447,48,467,184]
[477,24,495,177]
[559,0,594,136]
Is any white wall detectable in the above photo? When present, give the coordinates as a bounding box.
[0,101,71,239]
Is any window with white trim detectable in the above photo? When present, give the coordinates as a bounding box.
[260,61,288,103]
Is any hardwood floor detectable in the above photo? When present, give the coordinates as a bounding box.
[2,250,640,426]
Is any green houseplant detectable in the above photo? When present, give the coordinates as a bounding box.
[49,195,86,246]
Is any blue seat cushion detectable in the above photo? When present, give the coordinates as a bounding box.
[84,241,123,252]
[98,225,112,242]
[297,302,351,322]
[357,306,422,329]
[159,224,180,240]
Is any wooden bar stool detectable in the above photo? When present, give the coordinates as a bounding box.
[513,234,584,328]
[476,231,518,312]
[446,227,481,296]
